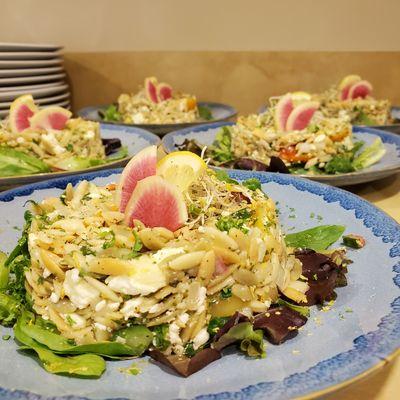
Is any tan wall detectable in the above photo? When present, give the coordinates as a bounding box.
[1,0,400,51]
[64,51,400,114]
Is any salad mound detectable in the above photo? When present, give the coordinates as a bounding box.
[0,95,126,177]
[179,93,386,175]
[101,77,212,125]
[0,148,357,377]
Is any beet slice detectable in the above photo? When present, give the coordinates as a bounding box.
[102,138,122,155]
[149,348,221,377]
[268,156,290,173]
[253,306,307,345]
[295,249,341,305]
[234,158,268,171]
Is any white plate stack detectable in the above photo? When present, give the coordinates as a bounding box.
[0,42,70,118]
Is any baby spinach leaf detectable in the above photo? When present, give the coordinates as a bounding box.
[14,314,105,378]
[198,105,213,121]
[285,225,345,251]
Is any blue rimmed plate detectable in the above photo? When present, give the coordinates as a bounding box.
[0,123,160,189]
[78,102,237,137]
[162,123,400,186]
[0,169,398,400]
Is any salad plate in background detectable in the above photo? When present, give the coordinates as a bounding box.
[166,94,400,186]
[0,161,398,400]
[0,95,160,187]
[259,75,400,132]
[78,77,237,136]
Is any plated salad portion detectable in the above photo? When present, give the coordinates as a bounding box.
[179,94,386,176]
[101,77,212,125]
[0,95,127,177]
[0,147,361,378]
[265,75,393,126]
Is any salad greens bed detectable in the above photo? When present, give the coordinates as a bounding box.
[179,126,386,175]
[0,145,128,178]
[0,188,360,378]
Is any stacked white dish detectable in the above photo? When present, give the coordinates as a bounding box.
[0,42,69,118]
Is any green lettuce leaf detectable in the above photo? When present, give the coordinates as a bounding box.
[352,138,386,170]
[0,147,50,177]
[53,157,105,171]
[285,225,345,251]
[100,104,121,122]
[210,127,234,163]
[213,321,265,357]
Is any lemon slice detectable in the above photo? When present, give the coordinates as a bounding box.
[157,151,207,192]
[291,91,312,104]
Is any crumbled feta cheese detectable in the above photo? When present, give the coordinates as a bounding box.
[193,328,209,350]
[120,298,143,319]
[63,269,100,309]
[16,137,25,144]
[41,132,65,155]
[106,255,166,296]
[168,323,182,345]
[84,130,95,139]
[49,292,59,303]
[176,312,189,327]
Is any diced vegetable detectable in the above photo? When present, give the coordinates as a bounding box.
[342,234,365,249]
[216,208,252,233]
[152,324,170,351]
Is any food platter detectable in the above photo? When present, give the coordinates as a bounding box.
[162,123,400,186]
[0,168,398,400]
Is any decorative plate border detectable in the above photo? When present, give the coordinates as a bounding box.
[0,169,398,400]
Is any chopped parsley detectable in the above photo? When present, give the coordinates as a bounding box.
[242,178,261,191]
[101,230,116,249]
[220,287,232,299]
[152,324,170,351]
[2,334,11,341]
[184,341,196,357]
[65,315,75,326]
[66,144,73,152]
[207,317,229,336]
[80,245,96,256]
[216,208,252,233]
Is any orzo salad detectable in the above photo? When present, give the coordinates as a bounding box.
[0,147,363,377]
[0,95,126,177]
[101,77,212,125]
[180,92,386,175]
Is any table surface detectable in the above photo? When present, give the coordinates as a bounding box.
[326,173,400,400]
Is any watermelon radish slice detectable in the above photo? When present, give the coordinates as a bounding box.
[116,145,157,212]
[29,106,72,130]
[145,77,159,103]
[347,80,373,100]
[274,94,294,132]
[124,175,188,231]
[157,83,173,101]
[339,75,361,100]
[285,101,320,131]
[8,94,38,133]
